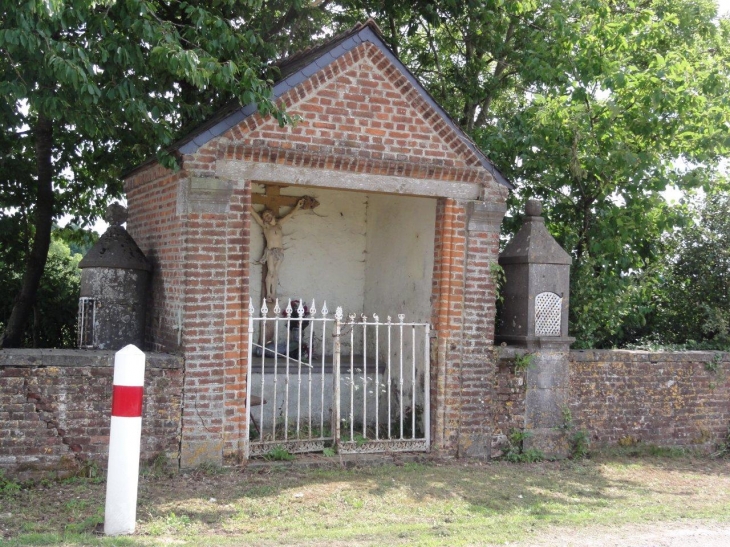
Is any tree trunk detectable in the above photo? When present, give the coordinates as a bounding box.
[575,195,592,263]
[1,115,55,348]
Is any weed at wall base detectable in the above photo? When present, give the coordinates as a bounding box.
[502,429,545,463]
[570,430,590,460]
[712,424,730,458]
[0,469,21,496]
[559,406,590,460]
[263,446,295,461]
[513,353,535,373]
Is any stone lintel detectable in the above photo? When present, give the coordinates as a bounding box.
[178,177,235,214]
[217,160,482,200]
[0,349,182,369]
[494,335,575,351]
[466,201,507,233]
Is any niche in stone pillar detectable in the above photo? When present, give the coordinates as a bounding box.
[496,200,574,349]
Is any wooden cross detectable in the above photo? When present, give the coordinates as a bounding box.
[251,184,300,215]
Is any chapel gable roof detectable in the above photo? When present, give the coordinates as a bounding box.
[168,20,511,189]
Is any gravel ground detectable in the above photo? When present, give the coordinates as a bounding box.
[525,521,730,546]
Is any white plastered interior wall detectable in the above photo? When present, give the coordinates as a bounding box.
[249,184,436,357]
[363,193,436,324]
[363,193,436,413]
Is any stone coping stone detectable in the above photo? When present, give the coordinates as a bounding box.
[569,349,728,363]
[0,348,182,369]
[496,346,727,364]
[496,346,530,360]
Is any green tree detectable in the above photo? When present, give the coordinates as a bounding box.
[0,228,89,348]
[4,0,729,349]
[0,0,294,347]
[488,0,730,347]
[342,0,730,346]
[649,190,730,348]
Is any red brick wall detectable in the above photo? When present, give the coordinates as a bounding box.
[124,165,187,353]
[430,199,467,454]
[570,350,730,450]
[197,41,503,199]
[456,210,501,457]
[492,360,527,455]
[222,187,250,458]
[0,350,182,481]
[430,199,503,458]
[124,37,510,464]
[178,185,250,465]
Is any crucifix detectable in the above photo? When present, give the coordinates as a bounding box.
[250,184,319,304]
[251,184,303,215]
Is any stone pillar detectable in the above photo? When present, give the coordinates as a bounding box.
[523,342,571,457]
[496,200,574,458]
[78,204,151,350]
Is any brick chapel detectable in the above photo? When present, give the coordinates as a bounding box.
[123,20,511,466]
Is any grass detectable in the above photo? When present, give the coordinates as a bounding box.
[2,453,730,546]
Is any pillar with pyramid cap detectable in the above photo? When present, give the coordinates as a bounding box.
[78,204,152,350]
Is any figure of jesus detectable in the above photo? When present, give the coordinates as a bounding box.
[250,198,305,301]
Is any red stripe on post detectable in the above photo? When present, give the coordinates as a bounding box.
[111,385,144,417]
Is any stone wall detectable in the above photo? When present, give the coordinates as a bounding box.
[0,349,183,481]
[492,357,527,455]
[3,347,728,479]
[570,350,730,450]
[494,349,730,454]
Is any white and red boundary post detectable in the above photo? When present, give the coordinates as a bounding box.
[104,344,145,536]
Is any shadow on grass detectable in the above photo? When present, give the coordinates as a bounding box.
[4,453,730,546]
[135,459,623,531]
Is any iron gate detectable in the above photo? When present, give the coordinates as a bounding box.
[245,299,430,458]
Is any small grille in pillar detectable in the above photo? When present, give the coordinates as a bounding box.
[535,292,562,336]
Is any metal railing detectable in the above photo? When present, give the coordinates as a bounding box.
[245,298,430,458]
[77,297,97,349]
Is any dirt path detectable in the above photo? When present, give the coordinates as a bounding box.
[525,521,730,547]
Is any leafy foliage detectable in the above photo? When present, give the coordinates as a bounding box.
[2,0,729,347]
[263,446,296,461]
[0,0,302,346]
[513,352,535,373]
[646,192,730,349]
[482,0,730,348]
[559,406,590,459]
[0,469,22,497]
[570,430,590,460]
[0,227,90,348]
[339,0,730,347]
[502,429,545,463]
